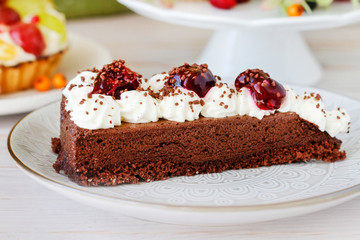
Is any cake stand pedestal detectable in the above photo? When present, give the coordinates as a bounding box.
[198,29,321,85]
[117,0,360,85]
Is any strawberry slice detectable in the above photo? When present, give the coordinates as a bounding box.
[0,6,21,25]
[10,23,45,56]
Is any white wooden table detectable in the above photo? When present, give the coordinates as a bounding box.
[1,15,360,239]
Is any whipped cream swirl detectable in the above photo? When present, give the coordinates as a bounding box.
[63,71,159,129]
[201,83,237,118]
[64,71,350,138]
[159,88,203,122]
[118,90,160,123]
[140,73,168,93]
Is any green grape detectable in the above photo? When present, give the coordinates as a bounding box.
[38,13,67,43]
[6,0,49,17]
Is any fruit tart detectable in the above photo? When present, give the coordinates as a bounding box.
[0,0,67,94]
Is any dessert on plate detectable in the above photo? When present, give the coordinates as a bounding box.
[52,60,350,186]
[0,0,67,94]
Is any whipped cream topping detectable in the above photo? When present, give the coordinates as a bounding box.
[0,31,35,66]
[64,71,350,138]
[140,73,167,93]
[63,71,160,129]
[201,83,237,118]
[159,88,203,122]
[118,90,160,123]
[39,25,67,56]
[63,71,121,130]
[237,87,275,119]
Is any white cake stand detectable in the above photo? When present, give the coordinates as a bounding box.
[117,0,360,85]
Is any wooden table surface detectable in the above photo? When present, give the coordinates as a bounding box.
[1,14,360,239]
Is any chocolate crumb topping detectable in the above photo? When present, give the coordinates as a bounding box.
[68,84,76,91]
[315,94,321,101]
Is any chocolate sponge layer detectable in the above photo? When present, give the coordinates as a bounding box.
[53,98,346,186]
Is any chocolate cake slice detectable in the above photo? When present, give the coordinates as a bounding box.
[52,99,345,186]
[52,60,350,186]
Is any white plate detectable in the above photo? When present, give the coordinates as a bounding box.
[0,33,112,116]
[8,87,360,226]
[118,0,360,30]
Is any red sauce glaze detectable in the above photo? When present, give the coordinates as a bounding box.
[235,69,286,110]
[91,60,140,100]
[168,63,216,98]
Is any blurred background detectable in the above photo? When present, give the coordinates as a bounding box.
[54,0,130,19]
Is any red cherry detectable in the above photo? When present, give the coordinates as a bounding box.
[237,0,249,3]
[235,69,286,110]
[0,7,21,25]
[210,0,237,9]
[168,63,216,98]
[30,15,40,24]
[10,23,45,56]
[91,60,141,100]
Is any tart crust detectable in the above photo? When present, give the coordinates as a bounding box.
[0,50,65,94]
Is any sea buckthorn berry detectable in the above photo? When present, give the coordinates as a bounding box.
[91,59,140,100]
[52,73,67,89]
[287,4,304,17]
[34,75,51,92]
[235,69,286,110]
[167,63,216,98]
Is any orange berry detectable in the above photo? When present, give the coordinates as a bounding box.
[52,73,67,89]
[287,4,304,17]
[33,75,51,92]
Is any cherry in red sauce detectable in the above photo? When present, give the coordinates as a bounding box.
[10,23,45,56]
[91,60,140,100]
[167,63,216,98]
[235,69,286,110]
[0,7,21,25]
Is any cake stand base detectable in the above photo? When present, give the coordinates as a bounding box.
[198,29,322,86]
